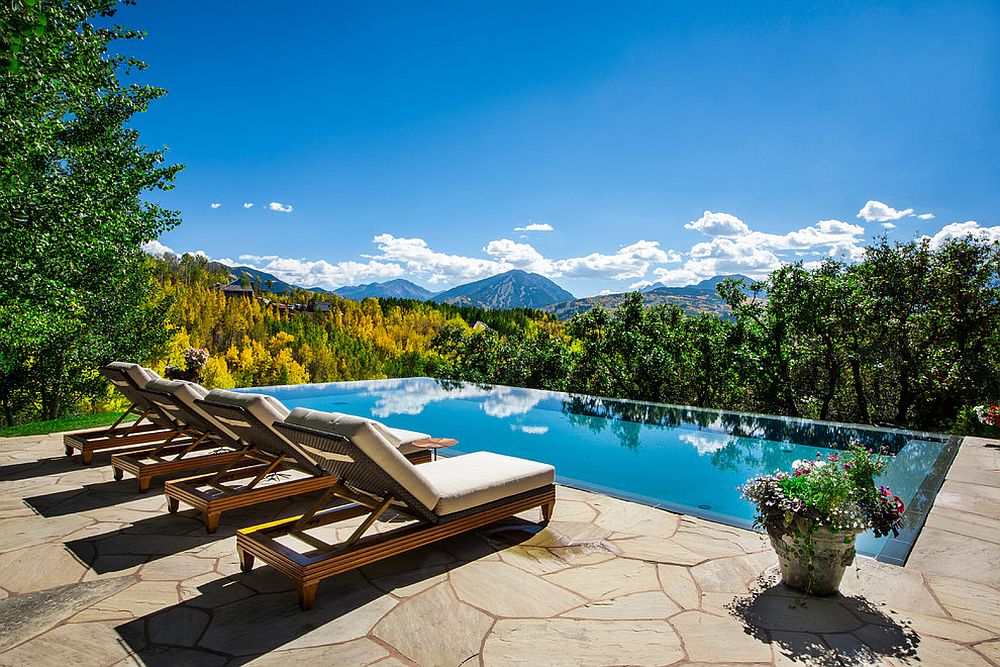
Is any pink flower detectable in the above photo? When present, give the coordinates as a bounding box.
[827,453,839,462]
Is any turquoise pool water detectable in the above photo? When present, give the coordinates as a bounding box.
[241,377,955,562]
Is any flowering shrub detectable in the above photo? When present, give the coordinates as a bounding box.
[182,347,210,372]
[740,444,905,539]
[165,347,210,382]
[973,404,1000,428]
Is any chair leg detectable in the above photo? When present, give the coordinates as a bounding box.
[204,511,222,533]
[542,499,555,523]
[113,467,124,481]
[81,449,93,466]
[298,582,318,611]
[138,476,151,493]
[167,497,180,513]
[64,443,74,457]
[238,547,254,573]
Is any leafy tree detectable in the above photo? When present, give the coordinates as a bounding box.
[0,0,181,423]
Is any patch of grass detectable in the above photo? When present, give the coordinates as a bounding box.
[0,412,137,438]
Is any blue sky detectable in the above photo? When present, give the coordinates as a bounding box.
[124,1,999,297]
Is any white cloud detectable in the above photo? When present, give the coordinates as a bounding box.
[232,253,405,289]
[917,213,934,220]
[551,241,681,280]
[628,280,656,290]
[513,223,554,232]
[653,267,702,287]
[678,432,728,455]
[684,210,751,237]
[684,237,783,279]
[210,202,221,209]
[857,200,913,222]
[654,215,867,286]
[141,240,174,256]
[268,201,294,213]
[372,234,502,283]
[243,202,254,209]
[517,425,549,435]
[881,222,896,229]
[373,234,681,284]
[921,221,1000,249]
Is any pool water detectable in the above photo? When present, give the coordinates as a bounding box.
[240,377,956,563]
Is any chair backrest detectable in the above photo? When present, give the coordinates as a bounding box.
[277,408,441,522]
[196,390,324,476]
[138,379,241,445]
[99,362,173,429]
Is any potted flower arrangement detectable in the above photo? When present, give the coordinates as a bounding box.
[740,444,905,595]
[165,347,210,383]
[973,404,999,429]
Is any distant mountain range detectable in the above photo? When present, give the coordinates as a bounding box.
[334,279,437,301]
[432,270,574,309]
[206,258,749,314]
[543,274,755,320]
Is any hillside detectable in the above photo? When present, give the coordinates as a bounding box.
[335,279,436,301]
[209,262,301,294]
[432,270,574,309]
[544,274,755,320]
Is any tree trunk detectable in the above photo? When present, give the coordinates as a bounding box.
[819,337,839,421]
[850,354,870,423]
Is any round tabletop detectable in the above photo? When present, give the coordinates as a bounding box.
[410,437,459,450]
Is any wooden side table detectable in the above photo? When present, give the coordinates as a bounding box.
[409,437,458,461]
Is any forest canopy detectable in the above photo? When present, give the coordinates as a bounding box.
[17,236,987,434]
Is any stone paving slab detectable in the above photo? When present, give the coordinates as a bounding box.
[1,432,998,666]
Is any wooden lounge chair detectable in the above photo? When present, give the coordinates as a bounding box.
[63,362,191,464]
[236,407,556,609]
[110,379,251,492]
[164,390,435,532]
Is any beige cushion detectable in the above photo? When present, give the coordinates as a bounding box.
[203,389,290,426]
[144,379,239,441]
[420,452,555,516]
[286,407,439,510]
[103,362,161,392]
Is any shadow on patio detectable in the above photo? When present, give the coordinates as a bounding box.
[112,532,503,665]
[728,579,921,665]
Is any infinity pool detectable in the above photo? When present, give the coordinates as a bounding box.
[239,377,957,564]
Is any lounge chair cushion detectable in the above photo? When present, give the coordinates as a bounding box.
[285,410,430,455]
[144,379,239,441]
[286,408,439,511]
[420,451,555,516]
[103,362,161,390]
[203,389,290,425]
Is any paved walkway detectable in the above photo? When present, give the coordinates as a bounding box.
[0,433,997,666]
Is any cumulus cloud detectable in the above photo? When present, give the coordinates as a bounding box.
[628,280,657,290]
[857,200,912,222]
[243,202,254,209]
[268,201,294,213]
[372,234,501,284]
[555,241,681,280]
[141,240,174,256]
[210,202,221,209]
[684,210,751,237]
[921,221,1000,249]
[917,213,934,220]
[882,222,896,229]
[372,234,681,284]
[513,223,554,232]
[654,214,867,286]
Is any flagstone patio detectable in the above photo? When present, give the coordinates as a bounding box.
[0,432,997,666]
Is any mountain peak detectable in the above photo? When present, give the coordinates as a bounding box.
[334,279,436,301]
[432,270,573,309]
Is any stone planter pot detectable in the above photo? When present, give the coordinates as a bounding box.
[767,525,859,595]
